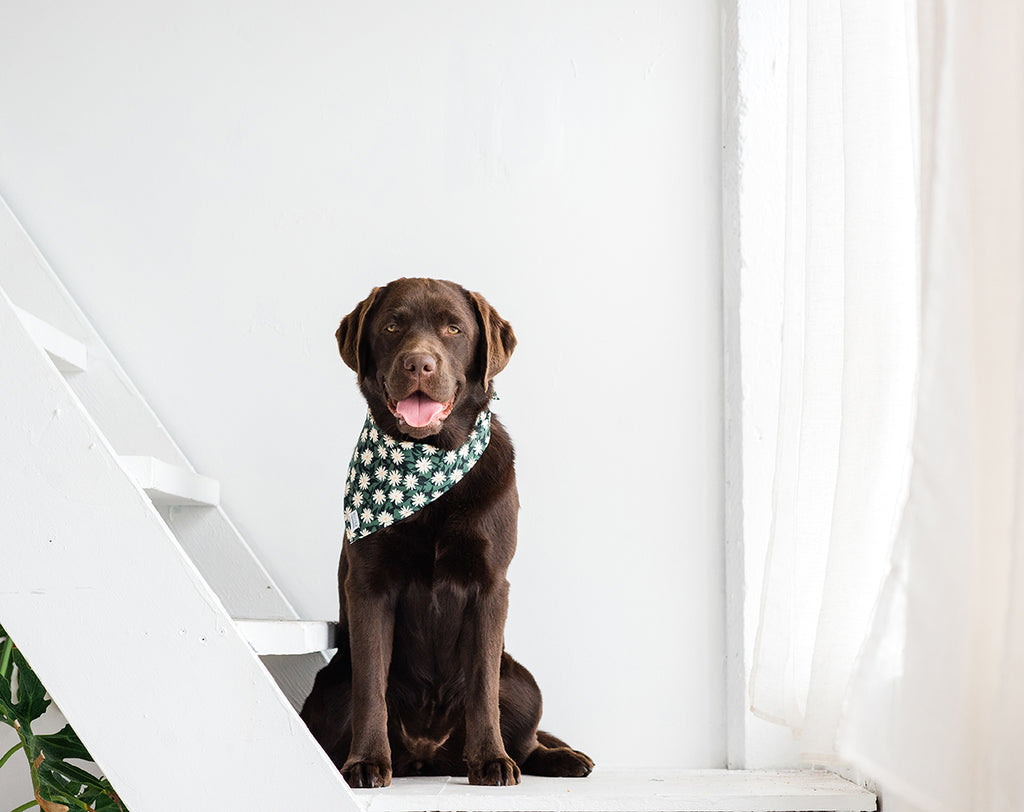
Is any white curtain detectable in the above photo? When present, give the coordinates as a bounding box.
[751,0,1024,808]
[749,0,919,762]
[839,2,1024,811]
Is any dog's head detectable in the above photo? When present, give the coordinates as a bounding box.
[336,278,516,445]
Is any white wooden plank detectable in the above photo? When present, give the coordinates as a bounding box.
[13,304,88,372]
[259,652,333,712]
[163,505,298,620]
[355,769,876,812]
[119,455,220,506]
[237,619,337,655]
[0,286,360,811]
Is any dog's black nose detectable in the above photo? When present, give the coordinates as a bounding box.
[404,353,437,376]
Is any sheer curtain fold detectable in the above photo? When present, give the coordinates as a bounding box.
[749,0,918,762]
[840,3,1024,811]
[750,0,1024,808]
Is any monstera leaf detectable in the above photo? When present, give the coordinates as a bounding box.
[0,623,126,812]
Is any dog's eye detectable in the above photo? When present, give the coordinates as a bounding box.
[384,323,399,333]
[446,325,461,335]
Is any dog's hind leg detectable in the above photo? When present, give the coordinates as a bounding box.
[522,730,595,777]
[497,654,594,778]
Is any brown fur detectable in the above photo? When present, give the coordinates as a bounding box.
[300,278,593,788]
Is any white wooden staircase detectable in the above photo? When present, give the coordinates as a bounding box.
[0,197,875,812]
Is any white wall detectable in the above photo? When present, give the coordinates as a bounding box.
[0,0,723,784]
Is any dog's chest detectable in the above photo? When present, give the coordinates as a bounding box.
[369,503,495,591]
[392,576,471,669]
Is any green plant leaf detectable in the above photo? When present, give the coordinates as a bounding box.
[35,727,91,763]
[0,626,15,724]
[30,735,125,812]
[0,671,14,724]
[37,769,126,812]
[0,624,127,811]
[89,792,126,812]
[11,649,49,724]
[37,755,97,788]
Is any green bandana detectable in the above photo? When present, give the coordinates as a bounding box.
[343,409,492,542]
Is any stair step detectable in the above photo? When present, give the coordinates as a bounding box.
[14,305,88,372]
[356,769,876,812]
[119,455,220,506]
[236,619,338,655]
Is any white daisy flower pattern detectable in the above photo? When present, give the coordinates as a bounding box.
[343,409,491,542]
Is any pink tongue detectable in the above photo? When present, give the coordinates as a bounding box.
[395,393,446,427]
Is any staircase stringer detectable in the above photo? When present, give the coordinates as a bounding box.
[0,285,358,811]
[0,195,328,707]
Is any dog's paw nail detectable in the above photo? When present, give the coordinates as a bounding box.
[470,756,521,786]
[342,760,392,789]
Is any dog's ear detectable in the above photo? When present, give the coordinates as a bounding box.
[468,290,517,387]
[336,287,380,381]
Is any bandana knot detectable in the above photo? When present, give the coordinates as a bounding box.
[343,409,491,542]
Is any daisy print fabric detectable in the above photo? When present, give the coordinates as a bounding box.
[343,409,491,542]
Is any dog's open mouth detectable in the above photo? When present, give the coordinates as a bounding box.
[387,389,457,433]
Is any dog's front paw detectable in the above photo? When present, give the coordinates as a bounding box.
[468,756,521,786]
[342,759,392,788]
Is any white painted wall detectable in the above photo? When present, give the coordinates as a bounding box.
[0,0,723,788]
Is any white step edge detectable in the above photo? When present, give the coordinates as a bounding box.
[118,455,220,506]
[13,304,88,372]
[236,619,338,655]
[355,768,876,812]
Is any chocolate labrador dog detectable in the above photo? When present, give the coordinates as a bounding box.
[300,278,593,788]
